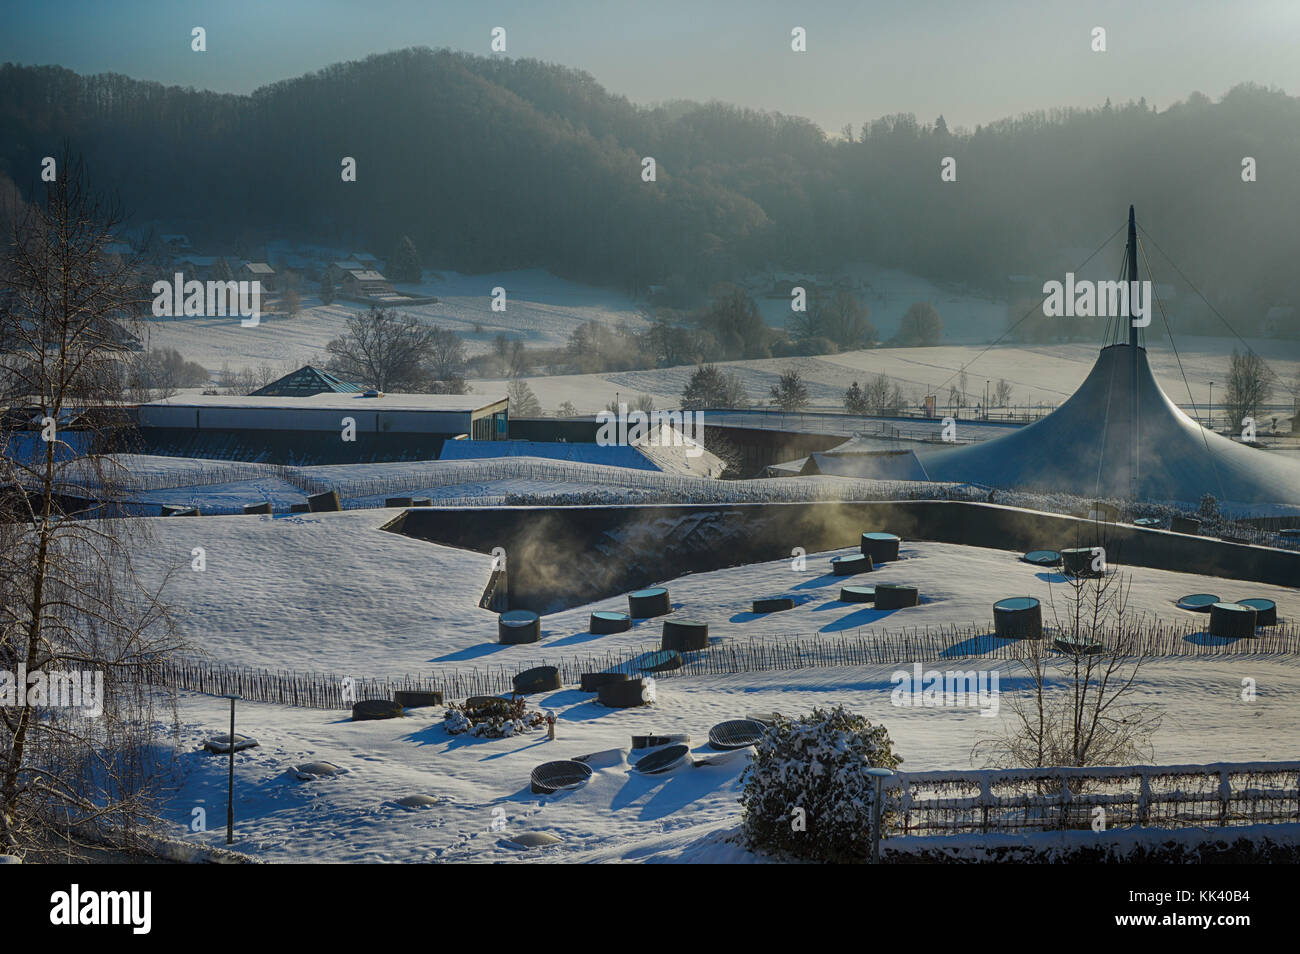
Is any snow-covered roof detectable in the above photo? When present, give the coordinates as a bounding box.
[801,449,929,481]
[439,439,658,470]
[142,391,507,413]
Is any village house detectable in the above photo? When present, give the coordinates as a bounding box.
[327,260,367,284]
[173,255,221,281]
[339,269,397,301]
[239,261,278,292]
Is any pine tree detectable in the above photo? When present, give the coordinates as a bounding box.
[769,368,809,411]
[844,381,869,415]
[682,364,749,409]
[391,236,421,283]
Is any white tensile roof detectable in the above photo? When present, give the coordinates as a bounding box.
[920,343,1300,508]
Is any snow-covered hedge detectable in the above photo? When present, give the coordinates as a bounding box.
[740,706,902,863]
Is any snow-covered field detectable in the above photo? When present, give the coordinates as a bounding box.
[133,260,1299,425]
[475,337,1300,415]
[139,262,1005,377]
[139,268,648,373]
[164,652,1300,863]
[134,510,1296,676]
[138,508,1299,862]
[114,251,1300,862]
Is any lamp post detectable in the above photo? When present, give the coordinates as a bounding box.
[223,694,241,845]
[865,766,895,864]
[1208,381,1214,429]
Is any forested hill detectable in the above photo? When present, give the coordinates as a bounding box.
[1,48,1297,327]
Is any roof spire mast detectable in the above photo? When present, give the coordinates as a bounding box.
[1127,204,1139,497]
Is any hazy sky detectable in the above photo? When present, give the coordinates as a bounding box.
[4,0,1299,132]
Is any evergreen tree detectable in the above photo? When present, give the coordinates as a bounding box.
[769,368,809,411]
[844,380,869,415]
[682,364,749,409]
[390,235,421,283]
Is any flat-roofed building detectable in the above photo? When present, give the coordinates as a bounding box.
[136,391,508,464]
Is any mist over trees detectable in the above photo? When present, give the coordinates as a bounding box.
[2,51,1298,331]
[790,289,877,352]
[895,302,944,347]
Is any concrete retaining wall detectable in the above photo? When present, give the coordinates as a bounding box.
[396,500,1300,613]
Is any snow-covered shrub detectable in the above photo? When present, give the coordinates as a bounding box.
[471,718,532,738]
[740,706,902,863]
[444,696,545,739]
[443,709,472,734]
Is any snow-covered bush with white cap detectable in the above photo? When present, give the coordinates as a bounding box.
[740,706,902,863]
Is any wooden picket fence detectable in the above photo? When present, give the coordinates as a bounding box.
[147,615,1300,711]
[886,760,1300,834]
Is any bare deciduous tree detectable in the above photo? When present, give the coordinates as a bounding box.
[1223,349,1276,435]
[427,326,468,394]
[217,359,282,396]
[861,372,905,415]
[325,305,439,391]
[507,377,541,416]
[124,347,209,401]
[0,151,184,858]
[974,546,1162,771]
[994,378,1013,407]
[604,393,655,415]
[1287,370,1300,434]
